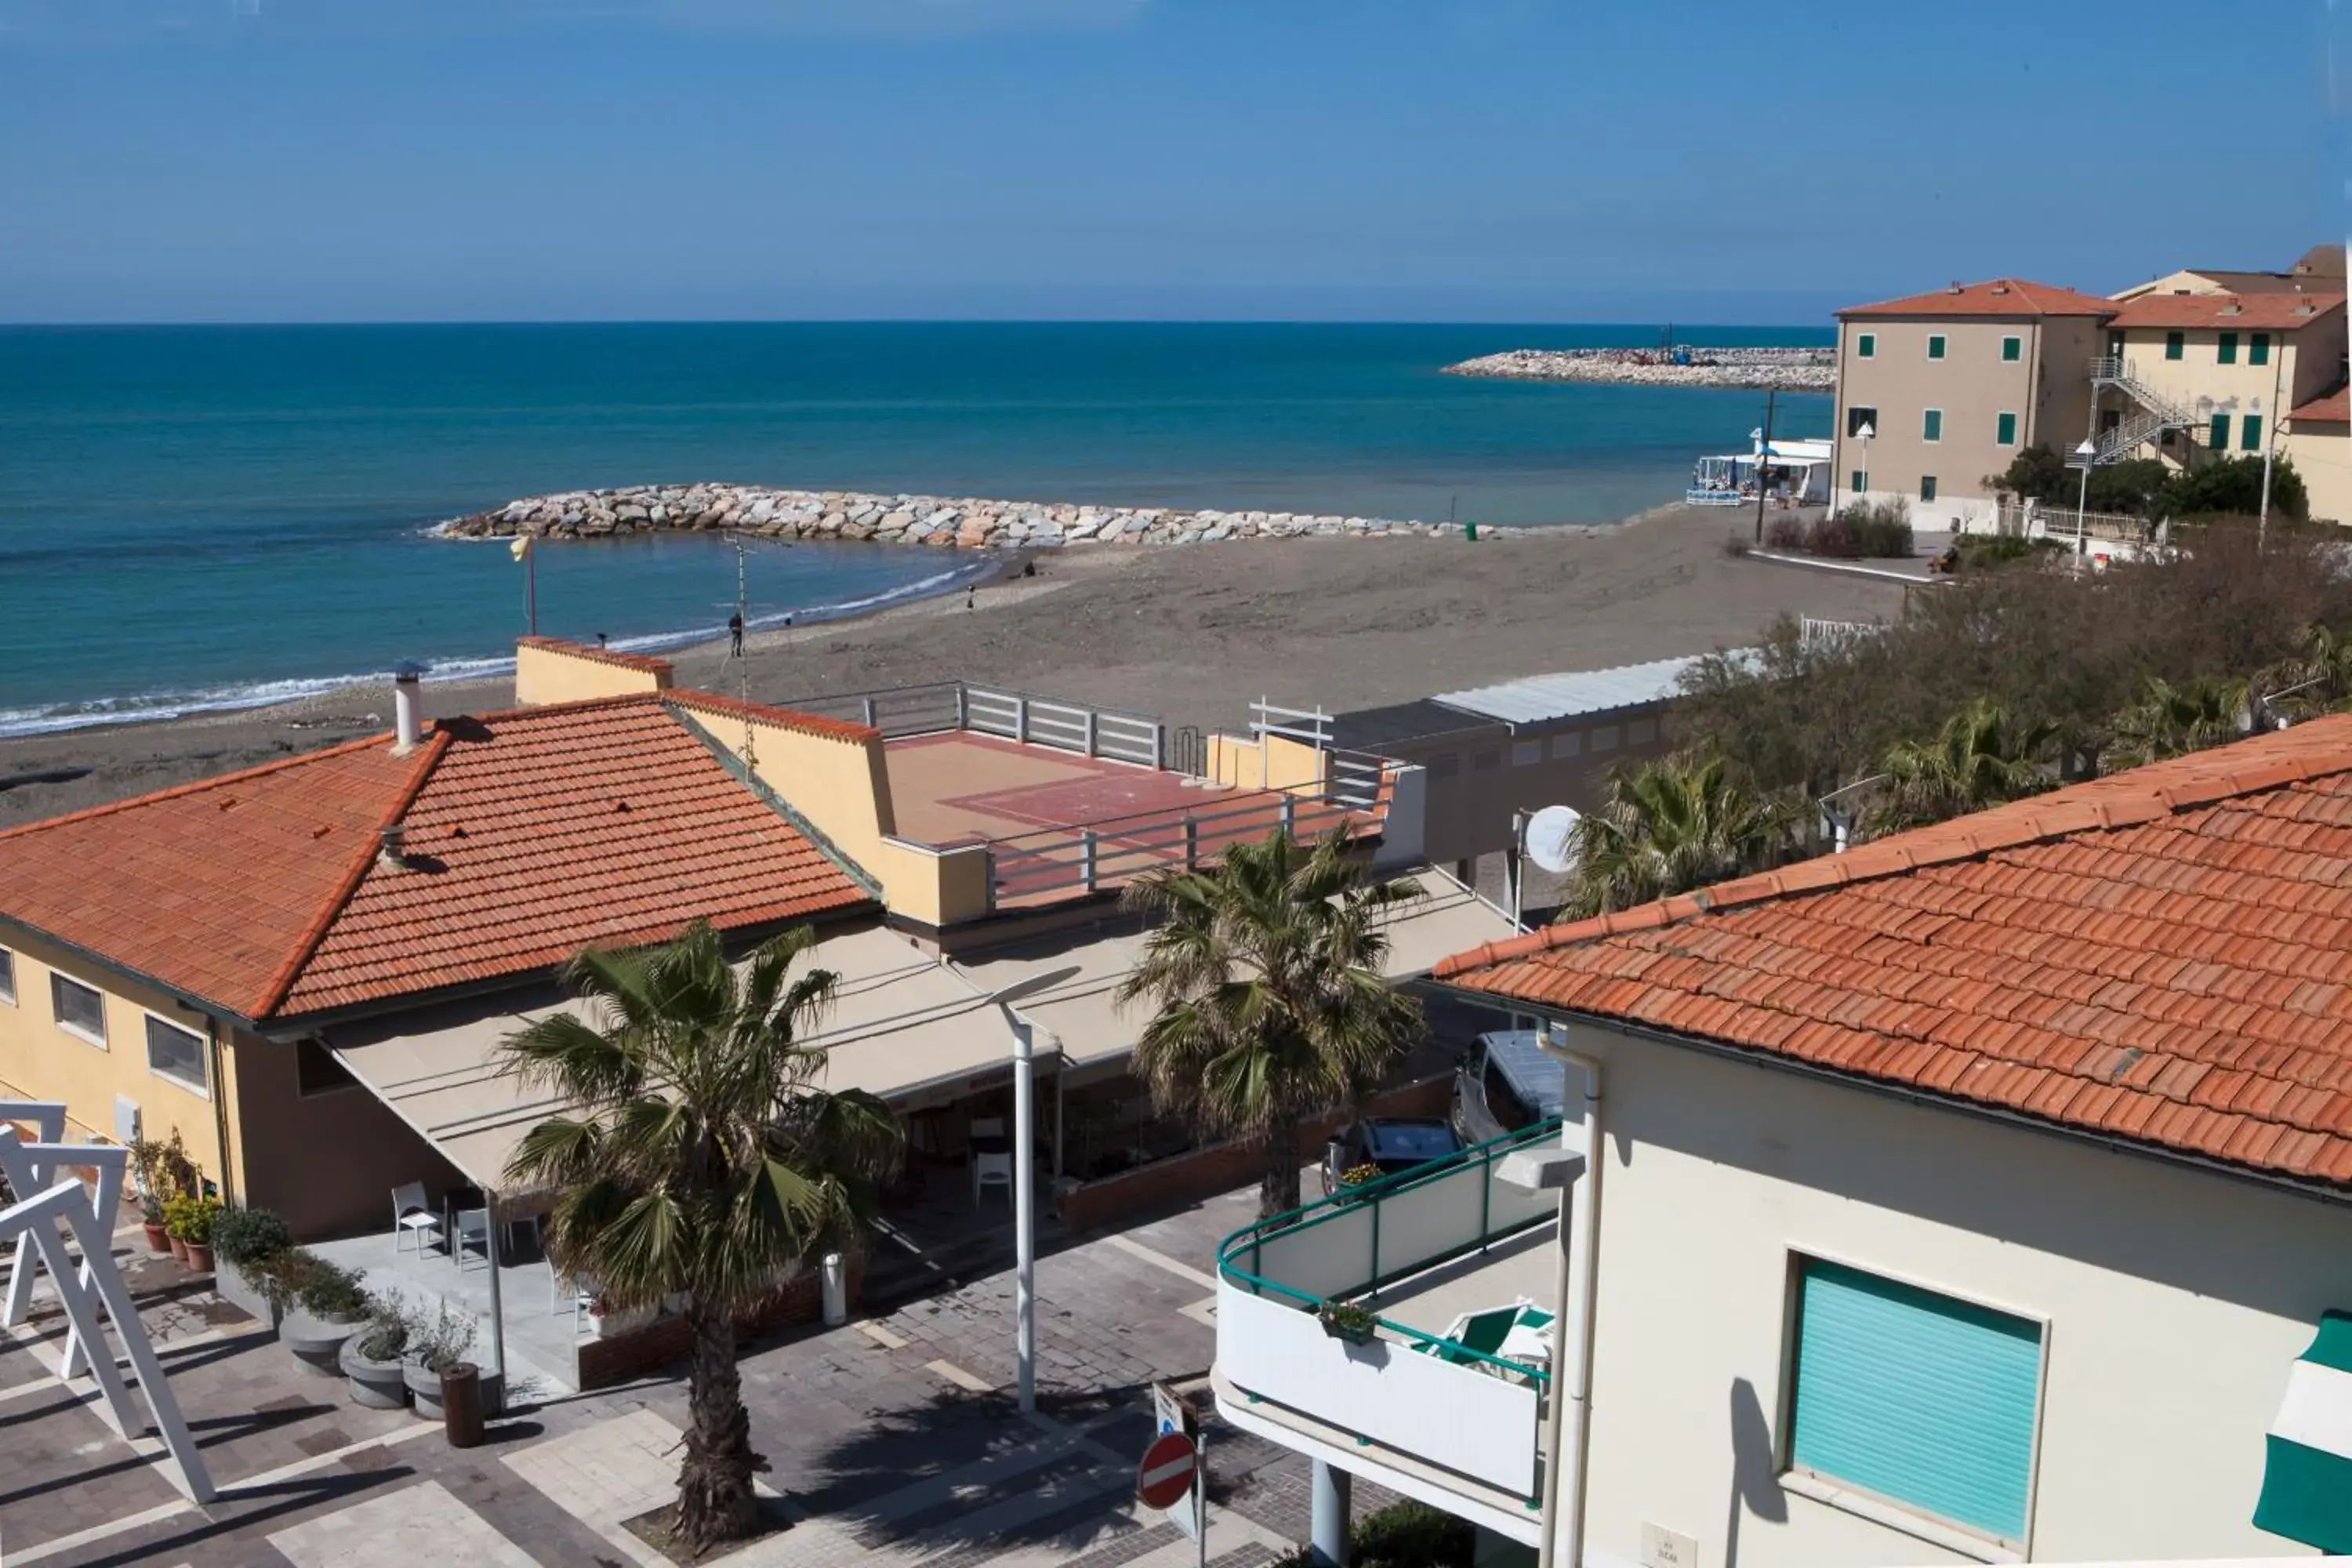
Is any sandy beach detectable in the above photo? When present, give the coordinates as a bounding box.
[0,506,1906,829]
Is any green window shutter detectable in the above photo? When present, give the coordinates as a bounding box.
[2001,336,2021,362]
[2251,334,2271,366]
[2212,413,2232,449]
[1922,409,1942,441]
[1920,476,1938,503]
[1789,1260,2042,1542]
[2244,415,2263,452]
[2166,332,2185,361]
[1857,333,1875,359]
[1996,412,2018,446]
[2220,332,2238,365]
[1927,335,1947,361]
[1851,470,1865,494]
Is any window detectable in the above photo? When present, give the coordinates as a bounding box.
[1785,1258,2042,1545]
[2165,331,2185,361]
[1920,476,1940,503]
[0,947,13,1005]
[2219,332,2238,365]
[2243,415,2263,452]
[2107,331,2124,357]
[1856,332,1876,359]
[2211,413,2232,450]
[1846,405,1878,439]
[1926,335,1947,361]
[1590,725,1621,753]
[1550,731,1582,760]
[2000,336,2021,363]
[50,973,106,1045]
[1922,408,1943,442]
[1995,412,2018,447]
[1627,717,1658,746]
[1850,470,1866,495]
[2250,333,2271,366]
[144,1015,209,1095]
[1511,739,1543,768]
[297,1038,358,1098]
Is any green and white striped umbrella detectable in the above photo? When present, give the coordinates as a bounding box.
[2255,1310,2352,1552]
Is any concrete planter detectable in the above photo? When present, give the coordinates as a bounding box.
[339,1336,410,1410]
[590,1302,659,1340]
[214,1256,282,1329]
[405,1360,503,1421]
[281,1308,364,1375]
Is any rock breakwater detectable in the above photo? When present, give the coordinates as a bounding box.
[1444,346,1833,392]
[435,484,1537,550]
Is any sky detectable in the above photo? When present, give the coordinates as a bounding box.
[0,0,2342,325]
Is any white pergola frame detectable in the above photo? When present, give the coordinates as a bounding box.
[0,1107,214,1504]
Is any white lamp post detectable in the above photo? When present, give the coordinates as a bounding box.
[2074,438,2097,557]
[986,965,1082,1414]
[1854,421,1874,506]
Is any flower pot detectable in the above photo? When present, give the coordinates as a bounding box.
[214,1256,283,1329]
[339,1336,411,1410]
[168,1236,189,1262]
[184,1243,214,1274]
[405,1360,503,1421]
[281,1308,365,1375]
[1317,1310,1377,1346]
[142,1222,172,1254]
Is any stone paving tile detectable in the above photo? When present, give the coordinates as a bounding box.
[269,1477,538,1568]
[0,1388,183,1553]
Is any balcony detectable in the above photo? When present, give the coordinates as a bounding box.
[1213,1121,1566,1538]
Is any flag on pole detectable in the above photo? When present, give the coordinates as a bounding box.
[510,535,533,561]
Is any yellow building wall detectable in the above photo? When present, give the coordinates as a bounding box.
[2288,421,2352,526]
[513,638,674,706]
[2109,319,2346,463]
[0,927,231,1192]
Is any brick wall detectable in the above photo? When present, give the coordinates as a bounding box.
[575,1254,864,1390]
[1053,1074,1453,1235]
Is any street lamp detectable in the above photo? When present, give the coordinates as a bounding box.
[985,965,1082,1414]
[2074,438,2097,557]
[1499,1120,1590,1568]
[1854,421,1874,507]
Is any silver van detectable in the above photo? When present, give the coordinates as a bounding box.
[1453,1030,1568,1145]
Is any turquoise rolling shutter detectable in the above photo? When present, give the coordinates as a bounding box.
[2254,1312,2352,1552]
[1790,1261,2042,1541]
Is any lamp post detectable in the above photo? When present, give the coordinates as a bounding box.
[986,965,1082,1415]
[1854,420,1874,508]
[2074,438,2097,557]
[1499,1136,1589,1568]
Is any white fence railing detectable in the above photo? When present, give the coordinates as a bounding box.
[780,681,1165,768]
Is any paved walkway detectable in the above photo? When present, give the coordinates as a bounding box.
[5,1185,1392,1566]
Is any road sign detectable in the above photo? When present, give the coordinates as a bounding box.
[1138,1431,1198,1511]
[1153,1380,1198,1438]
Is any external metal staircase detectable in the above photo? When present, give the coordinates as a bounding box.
[2072,357,2201,466]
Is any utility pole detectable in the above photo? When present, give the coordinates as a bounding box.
[731,536,756,769]
[2258,348,2285,545]
[1752,386,1777,544]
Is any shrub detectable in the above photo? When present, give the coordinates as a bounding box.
[1953,533,2063,571]
[211,1207,293,1269]
[1762,516,1805,551]
[404,1298,478,1373]
[260,1250,369,1319]
[352,1294,412,1362]
[1273,1500,1476,1568]
[162,1192,220,1246]
[1763,500,1911,560]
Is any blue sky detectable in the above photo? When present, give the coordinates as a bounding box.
[0,0,2340,324]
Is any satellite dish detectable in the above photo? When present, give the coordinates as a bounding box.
[1523,805,1583,876]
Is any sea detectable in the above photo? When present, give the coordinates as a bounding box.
[0,322,1831,739]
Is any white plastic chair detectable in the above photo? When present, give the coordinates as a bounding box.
[390,1182,443,1256]
[971,1150,1013,1206]
[452,1206,491,1272]
[551,1269,593,1332]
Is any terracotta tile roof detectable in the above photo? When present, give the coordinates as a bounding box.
[1434,716,2352,1192]
[2107,292,2345,332]
[2293,386,2350,424]
[515,635,674,677]
[0,696,873,1022]
[1838,278,2118,320]
[664,689,883,742]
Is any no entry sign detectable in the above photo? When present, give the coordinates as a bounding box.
[1137,1430,1197,1511]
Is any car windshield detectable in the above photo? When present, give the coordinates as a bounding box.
[1366,1121,1460,1164]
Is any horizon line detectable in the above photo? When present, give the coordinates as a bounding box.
[0,316,1838,332]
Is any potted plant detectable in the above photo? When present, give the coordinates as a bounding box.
[210,1207,293,1325]
[268,1251,370,1374]
[160,1192,196,1262]
[1335,1161,1385,1202]
[173,1194,222,1273]
[1317,1300,1380,1346]
[402,1299,487,1420]
[339,1294,412,1410]
[125,1132,189,1253]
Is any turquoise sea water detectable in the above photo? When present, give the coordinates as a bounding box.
[0,322,1830,737]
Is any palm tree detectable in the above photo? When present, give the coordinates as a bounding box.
[1871,699,2054,833]
[1563,750,1791,916]
[1117,826,1425,1219]
[2252,622,2352,722]
[500,920,901,1553]
[2101,675,2251,771]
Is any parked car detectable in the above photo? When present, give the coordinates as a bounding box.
[1318,1117,1467,1197]
[1454,1030,1568,1145]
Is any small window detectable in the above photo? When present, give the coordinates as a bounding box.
[51,973,107,1045]
[1471,749,1501,773]
[0,947,14,1005]
[1922,408,1943,442]
[1627,717,1658,746]
[1590,725,1621,753]
[1845,405,1878,439]
[2250,333,2271,366]
[2000,336,2021,363]
[1550,732,1582,760]
[2165,331,2185,361]
[2107,331,2125,356]
[1921,476,1940,503]
[297,1038,358,1098]
[1426,752,1461,780]
[1786,1258,2042,1546]
[1926,335,1947,361]
[1856,333,1876,359]
[2243,415,2263,452]
[2210,413,2231,450]
[1850,470,1866,495]
[1511,739,1542,768]
[145,1015,209,1095]
[2219,332,2238,365]
[1995,412,2018,447]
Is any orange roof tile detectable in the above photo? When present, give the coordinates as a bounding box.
[515,634,675,677]
[1435,715,2352,1192]
[0,695,873,1022]
[2294,386,2349,424]
[2106,292,2344,332]
[1838,278,2119,320]
[664,689,883,742]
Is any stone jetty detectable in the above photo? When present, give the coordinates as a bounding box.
[434,484,1534,550]
[1444,346,1834,392]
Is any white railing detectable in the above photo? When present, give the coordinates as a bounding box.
[780,681,1164,767]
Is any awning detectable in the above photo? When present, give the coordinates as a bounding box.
[2255,1311,2352,1552]
[1370,874,1517,983]
[949,929,1149,1087]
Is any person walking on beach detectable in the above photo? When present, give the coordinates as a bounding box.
[728,612,744,657]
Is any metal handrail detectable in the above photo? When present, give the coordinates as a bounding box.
[1215,1117,1566,1387]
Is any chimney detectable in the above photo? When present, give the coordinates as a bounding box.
[1990,283,2010,296]
[377,824,408,870]
[2220,303,2244,317]
[393,662,423,754]
[1947,281,1964,294]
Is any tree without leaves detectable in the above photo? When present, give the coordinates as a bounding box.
[500,920,901,1553]
[1116,827,1426,1220]
[1869,699,2056,835]
[1563,750,1795,917]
